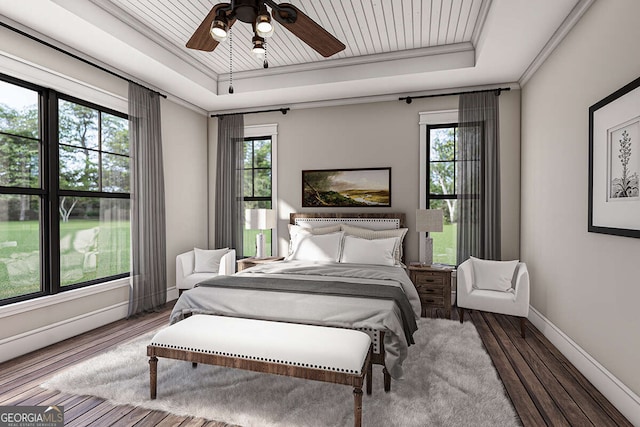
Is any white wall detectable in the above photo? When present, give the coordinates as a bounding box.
[162,99,209,295]
[521,0,640,406]
[212,90,521,263]
[0,26,208,361]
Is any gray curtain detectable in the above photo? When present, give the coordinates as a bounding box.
[128,83,166,316]
[214,114,244,255]
[456,91,501,263]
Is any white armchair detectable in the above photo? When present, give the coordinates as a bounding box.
[176,249,236,294]
[457,258,530,338]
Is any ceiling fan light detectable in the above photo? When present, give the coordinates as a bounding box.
[251,36,266,59]
[256,14,273,37]
[210,18,228,42]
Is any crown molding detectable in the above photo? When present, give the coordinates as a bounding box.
[208,82,520,116]
[519,0,596,85]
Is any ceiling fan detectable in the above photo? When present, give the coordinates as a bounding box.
[186,0,346,59]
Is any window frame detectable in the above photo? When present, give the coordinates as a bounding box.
[0,73,130,306]
[419,110,458,265]
[243,124,278,257]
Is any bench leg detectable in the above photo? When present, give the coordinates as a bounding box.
[149,356,158,399]
[383,367,391,392]
[353,386,363,427]
[192,362,198,368]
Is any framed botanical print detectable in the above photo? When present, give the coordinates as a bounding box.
[589,76,640,238]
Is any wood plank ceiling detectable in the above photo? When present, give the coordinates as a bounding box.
[98,0,484,75]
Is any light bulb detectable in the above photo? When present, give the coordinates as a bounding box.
[255,10,273,38]
[252,45,266,59]
[252,36,265,60]
[210,18,228,42]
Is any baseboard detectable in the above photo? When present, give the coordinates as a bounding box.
[0,301,129,364]
[167,286,179,302]
[528,306,640,425]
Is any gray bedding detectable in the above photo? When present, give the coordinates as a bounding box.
[169,260,422,379]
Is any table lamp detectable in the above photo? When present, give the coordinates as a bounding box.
[245,208,276,258]
[415,209,443,266]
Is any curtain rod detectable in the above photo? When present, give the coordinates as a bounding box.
[211,107,290,118]
[399,87,511,104]
[0,21,167,99]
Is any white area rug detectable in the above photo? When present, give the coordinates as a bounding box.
[43,318,520,426]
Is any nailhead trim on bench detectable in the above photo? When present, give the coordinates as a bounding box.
[149,341,361,373]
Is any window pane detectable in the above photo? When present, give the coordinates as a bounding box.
[60,197,130,287]
[243,170,253,197]
[102,153,130,192]
[59,146,99,190]
[429,128,455,161]
[0,194,41,300]
[430,199,457,266]
[430,161,455,195]
[242,200,272,258]
[253,139,271,167]
[243,141,253,169]
[0,135,39,188]
[254,169,272,197]
[101,112,129,155]
[0,81,39,139]
[58,100,99,150]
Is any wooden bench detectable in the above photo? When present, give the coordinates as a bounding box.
[147,315,373,427]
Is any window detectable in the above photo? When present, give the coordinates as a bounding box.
[57,97,130,288]
[0,78,43,301]
[0,75,129,305]
[427,124,459,266]
[242,136,273,257]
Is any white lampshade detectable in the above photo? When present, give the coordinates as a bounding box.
[245,209,276,230]
[415,209,443,232]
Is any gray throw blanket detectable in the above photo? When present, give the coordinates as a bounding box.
[197,275,418,345]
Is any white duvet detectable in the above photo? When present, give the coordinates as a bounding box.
[169,260,422,378]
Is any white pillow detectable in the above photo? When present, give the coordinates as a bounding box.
[287,232,343,262]
[471,256,519,292]
[340,235,397,266]
[193,247,229,273]
[341,224,408,265]
[287,224,342,255]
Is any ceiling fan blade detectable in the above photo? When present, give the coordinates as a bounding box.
[186,3,235,52]
[272,3,345,58]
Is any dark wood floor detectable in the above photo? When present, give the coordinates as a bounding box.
[0,303,631,427]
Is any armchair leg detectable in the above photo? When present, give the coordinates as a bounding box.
[520,317,526,338]
[458,307,464,323]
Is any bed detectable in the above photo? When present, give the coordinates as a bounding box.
[169,212,421,385]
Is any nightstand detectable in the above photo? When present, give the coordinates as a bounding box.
[237,256,285,272]
[408,264,453,319]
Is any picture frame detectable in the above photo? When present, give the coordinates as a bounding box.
[302,167,391,208]
[588,75,640,238]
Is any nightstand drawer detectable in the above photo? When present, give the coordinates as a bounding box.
[413,274,444,286]
[420,296,444,307]
[415,283,445,295]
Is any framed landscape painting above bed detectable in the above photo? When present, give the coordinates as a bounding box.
[302,167,391,207]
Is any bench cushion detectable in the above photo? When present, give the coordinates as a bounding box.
[150,315,371,375]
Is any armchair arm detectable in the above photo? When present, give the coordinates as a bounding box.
[456,259,474,307]
[513,262,530,309]
[218,249,236,275]
[176,250,195,287]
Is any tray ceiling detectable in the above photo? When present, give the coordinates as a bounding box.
[0,0,591,112]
